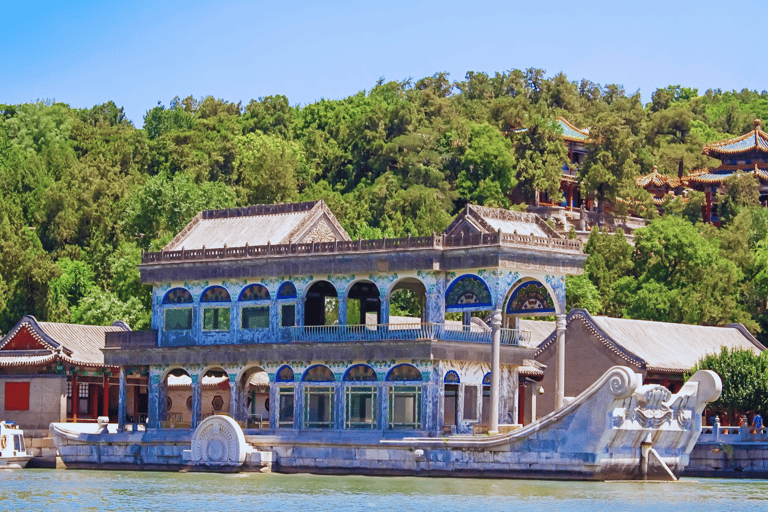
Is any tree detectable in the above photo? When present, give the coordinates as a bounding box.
[580,92,644,213]
[512,112,568,204]
[455,123,517,206]
[71,288,150,330]
[689,347,768,423]
[232,132,309,205]
[565,274,601,314]
[583,227,634,316]
[718,172,760,226]
[612,216,755,328]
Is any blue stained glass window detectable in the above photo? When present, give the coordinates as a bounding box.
[278,282,297,299]
[201,286,231,302]
[163,288,193,304]
[302,365,335,382]
[240,284,270,301]
[343,365,378,382]
[445,275,492,310]
[276,366,294,382]
[386,364,423,382]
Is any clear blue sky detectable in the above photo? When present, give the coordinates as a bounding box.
[2,0,766,127]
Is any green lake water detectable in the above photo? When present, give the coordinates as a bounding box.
[0,469,765,511]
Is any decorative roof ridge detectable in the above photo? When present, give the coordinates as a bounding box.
[163,211,203,251]
[703,120,768,156]
[534,309,646,368]
[162,201,323,251]
[636,166,680,188]
[280,200,351,244]
[0,315,65,354]
[465,204,563,239]
[557,116,590,137]
[725,323,767,351]
[201,201,319,220]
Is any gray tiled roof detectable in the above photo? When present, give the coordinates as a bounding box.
[164,200,351,251]
[518,319,555,346]
[536,309,764,372]
[444,204,562,238]
[0,316,129,367]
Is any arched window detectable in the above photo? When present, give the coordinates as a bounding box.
[276,366,295,382]
[386,364,423,382]
[445,275,492,311]
[275,365,295,428]
[201,286,231,302]
[277,282,297,327]
[201,286,231,331]
[344,364,378,429]
[163,288,193,304]
[302,365,336,382]
[240,284,270,301]
[444,371,460,383]
[240,284,270,330]
[303,365,335,429]
[343,364,378,382]
[506,280,555,314]
[386,364,422,430]
[163,288,193,331]
[278,282,297,299]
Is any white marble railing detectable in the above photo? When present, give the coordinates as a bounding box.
[699,424,768,443]
[287,324,532,346]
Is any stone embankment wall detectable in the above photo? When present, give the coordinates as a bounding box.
[24,429,60,468]
[686,423,768,478]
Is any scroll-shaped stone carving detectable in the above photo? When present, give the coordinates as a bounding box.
[190,415,247,468]
[606,366,638,399]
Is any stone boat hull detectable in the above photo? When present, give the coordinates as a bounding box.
[50,366,720,480]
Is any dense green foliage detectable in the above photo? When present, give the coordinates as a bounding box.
[3,72,768,336]
[689,347,768,421]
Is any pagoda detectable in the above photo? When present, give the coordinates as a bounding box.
[635,165,684,212]
[689,119,768,221]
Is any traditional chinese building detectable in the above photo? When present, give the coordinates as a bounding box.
[0,316,147,429]
[557,116,590,211]
[534,309,764,418]
[103,201,585,438]
[635,165,684,212]
[689,119,768,222]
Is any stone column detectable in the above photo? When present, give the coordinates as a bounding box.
[158,378,167,426]
[489,309,502,434]
[338,297,348,326]
[555,314,567,410]
[148,373,159,429]
[191,374,202,429]
[379,294,390,326]
[229,379,240,422]
[118,367,127,433]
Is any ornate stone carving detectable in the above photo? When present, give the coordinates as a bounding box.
[190,415,247,468]
[301,220,337,243]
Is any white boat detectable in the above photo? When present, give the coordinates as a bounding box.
[0,421,31,468]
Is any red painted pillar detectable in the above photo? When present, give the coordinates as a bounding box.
[518,380,526,425]
[71,373,79,422]
[102,374,110,418]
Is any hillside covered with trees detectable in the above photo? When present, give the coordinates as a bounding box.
[2,69,768,339]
